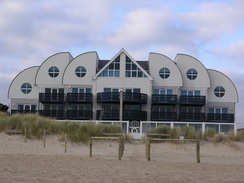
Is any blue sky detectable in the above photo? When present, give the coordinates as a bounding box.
[0,0,243,128]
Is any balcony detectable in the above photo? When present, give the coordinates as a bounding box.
[39,93,65,103]
[179,112,205,121]
[151,112,177,121]
[207,114,234,123]
[39,110,66,119]
[11,110,37,115]
[180,96,205,105]
[66,110,93,120]
[123,110,147,121]
[96,110,147,121]
[97,92,147,104]
[67,93,93,103]
[151,94,177,104]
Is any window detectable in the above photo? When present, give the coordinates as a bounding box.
[48,66,59,78]
[181,90,200,96]
[72,88,92,93]
[208,108,228,114]
[18,104,36,111]
[104,104,119,111]
[99,56,120,77]
[214,86,225,97]
[71,104,92,110]
[152,105,173,112]
[159,68,170,79]
[125,88,141,93]
[186,69,197,80]
[104,88,119,92]
[153,89,172,95]
[21,83,32,94]
[125,56,147,78]
[75,66,86,78]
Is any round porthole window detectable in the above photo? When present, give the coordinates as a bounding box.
[48,66,59,78]
[214,86,225,97]
[75,66,86,77]
[21,83,32,94]
[186,69,197,80]
[159,68,170,79]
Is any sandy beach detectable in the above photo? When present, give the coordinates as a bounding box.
[0,132,243,183]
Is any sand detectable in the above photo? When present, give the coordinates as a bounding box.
[0,132,244,183]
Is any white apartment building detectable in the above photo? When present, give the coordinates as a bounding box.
[8,49,238,134]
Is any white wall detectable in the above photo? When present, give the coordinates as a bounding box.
[8,66,39,99]
[175,54,210,93]
[207,69,238,102]
[149,53,182,89]
[63,52,99,86]
[35,52,73,89]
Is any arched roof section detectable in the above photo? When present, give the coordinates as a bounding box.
[207,69,238,102]
[35,52,73,86]
[63,52,99,85]
[148,52,182,87]
[174,54,210,88]
[8,66,39,99]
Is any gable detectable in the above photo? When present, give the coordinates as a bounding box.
[93,48,152,80]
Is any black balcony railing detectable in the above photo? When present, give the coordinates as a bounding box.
[39,110,66,119]
[39,93,65,103]
[151,95,177,104]
[179,112,205,121]
[96,110,119,120]
[151,112,177,121]
[207,114,234,123]
[97,92,147,104]
[66,110,93,120]
[180,96,206,105]
[96,110,147,121]
[67,93,93,103]
[123,110,147,121]
[11,110,37,115]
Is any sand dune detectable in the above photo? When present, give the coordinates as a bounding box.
[0,133,243,183]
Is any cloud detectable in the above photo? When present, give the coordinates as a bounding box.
[179,0,244,42]
[211,40,244,69]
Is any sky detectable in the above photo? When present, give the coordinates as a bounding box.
[0,0,244,128]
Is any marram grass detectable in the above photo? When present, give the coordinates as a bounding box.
[0,112,243,142]
[0,113,122,142]
[146,124,244,142]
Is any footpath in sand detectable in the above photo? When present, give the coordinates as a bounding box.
[0,132,243,183]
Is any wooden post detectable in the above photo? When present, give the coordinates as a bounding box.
[43,129,46,148]
[24,127,27,143]
[118,136,122,160]
[146,137,150,161]
[196,140,200,163]
[119,89,123,121]
[64,133,67,153]
[89,137,92,157]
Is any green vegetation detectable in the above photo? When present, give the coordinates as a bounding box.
[1,112,243,143]
[0,112,122,142]
[147,125,244,142]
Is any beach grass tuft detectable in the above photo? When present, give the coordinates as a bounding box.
[0,112,122,142]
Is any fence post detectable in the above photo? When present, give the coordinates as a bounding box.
[24,127,27,143]
[43,129,46,148]
[89,137,92,157]
[196,140,200,163]
[146,137,150,161]
[118,136,122,160]
[64,133,67,153]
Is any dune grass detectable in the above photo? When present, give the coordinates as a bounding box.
[146,124,244,142]
[0,112,122,142]
[1,112,243,143]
